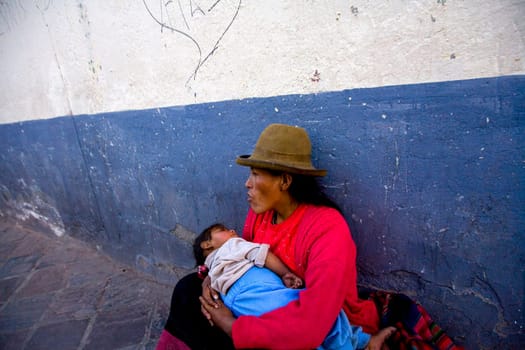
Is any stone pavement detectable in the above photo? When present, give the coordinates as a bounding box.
[0,217,177,350]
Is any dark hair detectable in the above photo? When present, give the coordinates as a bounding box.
[193,223,227,266]
[267,170,342,213]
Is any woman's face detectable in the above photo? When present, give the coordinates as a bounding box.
[245,168,283,214]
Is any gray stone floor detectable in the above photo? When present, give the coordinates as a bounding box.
[0,217,175,350]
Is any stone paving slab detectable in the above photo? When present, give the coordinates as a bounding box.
[0,218,176,350]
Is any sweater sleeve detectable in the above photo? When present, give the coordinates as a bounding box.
[232,207,361,349]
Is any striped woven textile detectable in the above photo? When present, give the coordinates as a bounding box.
[366,291,464,350]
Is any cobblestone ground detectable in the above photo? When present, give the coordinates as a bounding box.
[0,217,176,350]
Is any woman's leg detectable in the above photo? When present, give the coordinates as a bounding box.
[163,272,234,350]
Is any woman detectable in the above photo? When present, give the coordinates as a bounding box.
[158,123,462,350]
[199,123,381,349]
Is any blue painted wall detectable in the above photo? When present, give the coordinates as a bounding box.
[1,76,524,348]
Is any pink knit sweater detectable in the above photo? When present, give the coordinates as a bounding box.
[232,205,379,349]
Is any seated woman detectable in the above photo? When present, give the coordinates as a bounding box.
[158,123,463,350]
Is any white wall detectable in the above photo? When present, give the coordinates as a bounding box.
[1,0,524,124]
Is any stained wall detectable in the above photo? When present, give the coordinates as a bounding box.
[1,1,524,348]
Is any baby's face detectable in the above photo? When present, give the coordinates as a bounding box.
[208,227,238,250]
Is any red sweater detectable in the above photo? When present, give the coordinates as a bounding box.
[232,205,379,349]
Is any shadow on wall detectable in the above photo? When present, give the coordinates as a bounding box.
[1,75,524,349]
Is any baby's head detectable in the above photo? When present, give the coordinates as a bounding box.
[193,223,238,266]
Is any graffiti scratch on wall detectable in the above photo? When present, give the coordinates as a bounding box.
[142,0,242,85]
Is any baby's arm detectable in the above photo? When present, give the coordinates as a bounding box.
[264,251,303,288]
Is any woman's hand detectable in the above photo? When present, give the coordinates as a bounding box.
[199,296,235,337]
[200,275,220,324]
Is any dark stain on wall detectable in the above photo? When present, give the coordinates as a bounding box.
[1,75,524,348]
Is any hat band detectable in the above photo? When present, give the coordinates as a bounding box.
[251,147,313,167]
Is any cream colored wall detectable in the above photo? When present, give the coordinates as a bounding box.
[1,0,524,124]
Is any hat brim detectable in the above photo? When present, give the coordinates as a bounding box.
[236,155,327,177]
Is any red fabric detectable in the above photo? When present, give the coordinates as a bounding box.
[413,304,463,350]
[233,205,379,349]
[369,292,464,350]
[249,204,307,274]
[155,330,191,350]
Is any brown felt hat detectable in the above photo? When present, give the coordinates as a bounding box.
[236,123,327,177]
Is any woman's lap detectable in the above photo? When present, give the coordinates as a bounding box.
[163,276,462,350]
[164,272,234,350]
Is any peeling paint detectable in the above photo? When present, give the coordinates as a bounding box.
[4,184,65,237]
